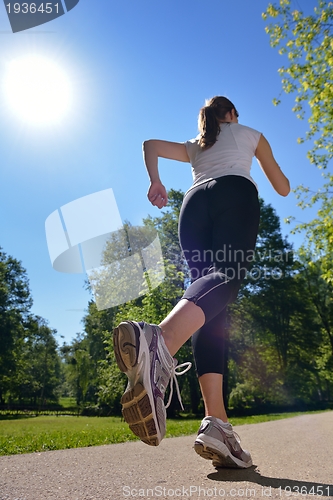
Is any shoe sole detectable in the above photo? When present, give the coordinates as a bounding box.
[113,322,160,446]
[194,441,252,469]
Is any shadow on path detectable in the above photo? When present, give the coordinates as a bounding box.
[208,466,333,497]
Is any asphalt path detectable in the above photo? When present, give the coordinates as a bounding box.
[0,411,332,500]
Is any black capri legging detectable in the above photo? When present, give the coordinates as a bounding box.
[178,175,260,376]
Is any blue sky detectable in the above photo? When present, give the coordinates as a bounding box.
[0,0,324,344]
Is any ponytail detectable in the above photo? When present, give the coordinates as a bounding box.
[198,106,220,150]
[198,96,239,150]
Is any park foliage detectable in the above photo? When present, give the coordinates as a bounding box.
[263,0,333,284]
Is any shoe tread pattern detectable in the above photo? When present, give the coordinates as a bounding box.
[194,442,245,469]
[113,322,161,446]
[113,323,138,373]
[121,382,159,446]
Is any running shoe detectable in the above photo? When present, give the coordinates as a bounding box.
[194,416,253,468]
[113,321,191,446]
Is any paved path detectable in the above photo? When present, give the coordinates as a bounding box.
[1,412,332,500]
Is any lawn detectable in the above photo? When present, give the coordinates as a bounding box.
[0,410,330,456]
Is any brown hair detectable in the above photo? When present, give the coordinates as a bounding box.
[198,96,239,150]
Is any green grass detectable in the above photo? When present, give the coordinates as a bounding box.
[0,416,138,456]
[58,397,77,408]
[0,410,330,456]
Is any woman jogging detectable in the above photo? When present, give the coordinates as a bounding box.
[113,96,290,469]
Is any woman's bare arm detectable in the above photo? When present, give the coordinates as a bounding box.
[142,140,190,208]
[255,135,290,196]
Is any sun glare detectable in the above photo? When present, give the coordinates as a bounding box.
[3,55,72,125]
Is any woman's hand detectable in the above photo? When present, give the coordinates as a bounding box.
[143,140,189,208]
[147,181,168,208]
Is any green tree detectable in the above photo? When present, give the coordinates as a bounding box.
[289,180,333,284]
[239,199,296,370]
[0,248,32,403]
[263,0,333,283]
[87,222,164,310]
[81,300,118,403]
[284,253,333,404]
[19,316,61,405]
[228,199,297,409]
[0,248,62,405]
[60,333,94,405]
[228,201,333,409]
[263,0,333,169]
[296,251,333,355]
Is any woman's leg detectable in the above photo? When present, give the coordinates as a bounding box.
[192,309,229,421]
[160,305,230,421]
[164,176,260,421]
[158,302,229,424]
[114,177,259,451]
[177,177,259,468]
[159,298,205,356]
[199,373,228,422]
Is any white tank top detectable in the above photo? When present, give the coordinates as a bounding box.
[184,123,261,192]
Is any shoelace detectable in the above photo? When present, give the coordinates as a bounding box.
[165,361,192,410]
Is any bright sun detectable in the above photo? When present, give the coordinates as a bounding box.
[3,55,72,125]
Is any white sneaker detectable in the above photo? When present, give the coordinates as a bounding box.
[194,416,253,468]
[113,321,191,446]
